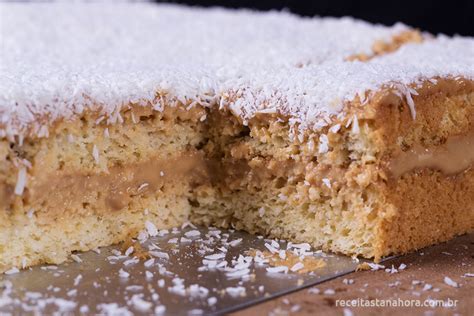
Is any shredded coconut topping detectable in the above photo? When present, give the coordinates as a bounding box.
[4,2,465,141]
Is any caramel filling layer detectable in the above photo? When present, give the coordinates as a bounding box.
[14,150,304,212]
[27,151,210,212]
[389,131,474,178]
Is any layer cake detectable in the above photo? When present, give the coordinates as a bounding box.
[0,2,473,271]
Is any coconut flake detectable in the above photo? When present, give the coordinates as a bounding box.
[14,167,27,196]
[318,134,329,154]
[118,269,130,278]
[184,230,201,238]
[4,267,19,275]
[290,262,304,272]
[225,286,246,298]
[351,115,359,134]
[145,221,158,237]
[266,266,289,274]
[443,276,459,288]
[71,254,82,263]
[92,145,100,164]
[322,178,331,188]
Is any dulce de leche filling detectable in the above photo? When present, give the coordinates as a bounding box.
[19,149,300,213]
[389,131,474,178]
[27,151,210,212]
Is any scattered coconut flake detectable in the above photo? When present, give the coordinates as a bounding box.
[168,238,178,244]
[98,303,131,315]
[343,308,354,316]
[52,298,77,311]
[264,243,279,254]
[443,276,459,288]
[270,240,280,249]
[322,178,331,188]
[290,262,304,272]
[207,297,217,306]
[405,90,416,119]
[73,274,83,286]
[149,251,170,260]
[266,266,289,274]
[14,167,27,196]
[184,230,201,238]
[92,248,101,254]
[130,295,152,312]
[145,221,159,237]
[308,288,320,294]
[144,258,155,268]
[137,230,149,243]
[79,305,89,313]
[118,269,130,279]
[385,265,398,274]
[154,305,166,315]
[92,145,100,163]
[367,262,385,271]
[4,267,19,275]
[228,238,242,247]
[123,258,140,266]
[278,250,286,260]
[226,268,250,279]
[225,286,246,298]
[288,304,300,312]
[188,284,209,298]
[318,134,329,154]
[145,270,153,279]
[205,253,226,260]
[329,123,341,133]
[67,289,77,297]
[351,115,359,134]
[125,246,134,257]
[422,283,432,291]
[26,208,35,219]
[323,288,335,295]
[343,278,354,285]
[71,254,82,263]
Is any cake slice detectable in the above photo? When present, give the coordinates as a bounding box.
[0,2,472,272]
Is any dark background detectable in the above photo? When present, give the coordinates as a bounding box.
[158,0,474,36]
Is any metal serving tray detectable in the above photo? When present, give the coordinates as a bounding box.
[0,226,387,315]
